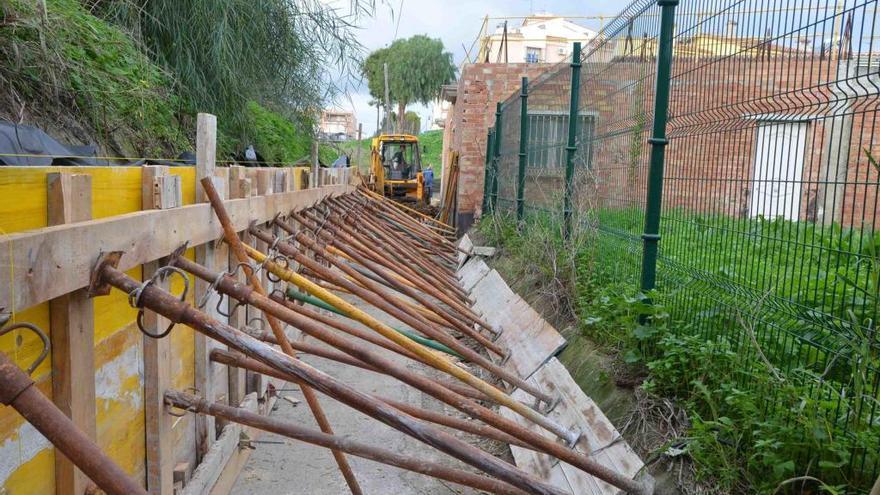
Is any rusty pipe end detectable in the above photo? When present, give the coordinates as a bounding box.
[87,251,124,298]
[0,353,35,406]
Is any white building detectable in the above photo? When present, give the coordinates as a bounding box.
[319,109,357,141]
[429,92,454,130]
[480,14,598,64]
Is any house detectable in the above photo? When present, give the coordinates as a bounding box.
[479,14,598,64]
[319,109,357,141]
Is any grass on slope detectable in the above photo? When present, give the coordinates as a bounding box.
[0,0,189,156]
[478,210,880,493]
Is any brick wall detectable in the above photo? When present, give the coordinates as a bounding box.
[446,56,880,229]
[442,63,552,228]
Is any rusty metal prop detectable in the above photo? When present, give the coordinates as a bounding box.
[300,205,470,312]
[199,177,363,495]
[254,228,563,410]
[210,349,532,450]
[331,196,460,276]
[340,194,459,265]
[356,186,456,236]
[320,198,463,294]
[164,389,530,495]
[0,323,148,495]
[90,254,573,495]
[238,308,489,404]
[355,188,457,252]
[161,251,651,494]
[279,215,504,357]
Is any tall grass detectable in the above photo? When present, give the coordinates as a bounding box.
[479,210,880,493]
[88,0,375,140]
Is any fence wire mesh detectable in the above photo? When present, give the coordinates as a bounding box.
[486,0,880,490]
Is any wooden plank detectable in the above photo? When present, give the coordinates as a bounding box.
[182,394,258,495]
[142,165,175,495]
[500,388,573,494]
[457,233,473,268]
[0,184,354,313]
[206,393,277,495]
[456,257,490,292]
[469,270,566,379]
[48,172,97,495]
[529,359,644,494]
[195,113,220,463]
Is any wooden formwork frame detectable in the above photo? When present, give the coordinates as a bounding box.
[0,113,354,494]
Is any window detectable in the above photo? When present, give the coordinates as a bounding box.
[525,47,542,63]
[526,112,595,172]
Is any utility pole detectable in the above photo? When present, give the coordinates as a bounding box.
[355,123,363,168]
[383,62,392,134]
[311,139,319,187]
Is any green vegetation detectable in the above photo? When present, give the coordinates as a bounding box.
[1,0,188,155]
[1,0,370,161]
[242,101,313,164]
[362,35,456,130]
[418,129,442,169]
[94,0,373,143]
[478,210,880,493]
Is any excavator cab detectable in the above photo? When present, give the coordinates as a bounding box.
[370,134,425,204]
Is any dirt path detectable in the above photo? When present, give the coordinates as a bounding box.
[230,294,487,494]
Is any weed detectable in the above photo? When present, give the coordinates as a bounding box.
[478,209,880,493]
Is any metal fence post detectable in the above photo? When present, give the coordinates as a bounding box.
[516,77,529,224]
[639,0,678,293]
[490,102,502,213]
[482,129,494,215]
[563,42,582,241]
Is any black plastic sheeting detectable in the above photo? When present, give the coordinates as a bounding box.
[0,120,194,167]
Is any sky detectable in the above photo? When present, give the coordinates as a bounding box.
[324,0,623,136]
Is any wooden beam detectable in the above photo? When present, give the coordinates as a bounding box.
[0,183,353,313]
[48,172,97,495]
[142,165,175,495]
[194,113,221,462]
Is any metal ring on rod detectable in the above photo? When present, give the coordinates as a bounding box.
[0,321,50,375]
[129,266,190,339]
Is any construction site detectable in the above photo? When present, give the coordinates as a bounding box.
[2,0,880,494]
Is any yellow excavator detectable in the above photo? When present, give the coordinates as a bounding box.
[369,134,426,205]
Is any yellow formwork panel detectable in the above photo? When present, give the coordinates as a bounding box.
[0,166,198,493]
[293,166,311,190]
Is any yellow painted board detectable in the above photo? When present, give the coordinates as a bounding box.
[0,166,201,493]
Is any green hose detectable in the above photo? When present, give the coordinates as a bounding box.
[285,288,462,359]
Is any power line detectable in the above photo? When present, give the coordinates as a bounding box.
[393,0,404,41]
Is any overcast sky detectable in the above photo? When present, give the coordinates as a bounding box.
[325,0,623,136]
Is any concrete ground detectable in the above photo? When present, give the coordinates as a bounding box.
[230,294,494,495]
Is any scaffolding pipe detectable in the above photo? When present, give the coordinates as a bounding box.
[210,349,531,450]
[0,350,148,495]
[164,390,530,495]
[91,256,570,495]
[249,230,561,409]
[200,177,362,495]
[159,253,650,493]
[283,288,461,357]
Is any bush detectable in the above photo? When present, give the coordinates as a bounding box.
[478,209,880,493]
